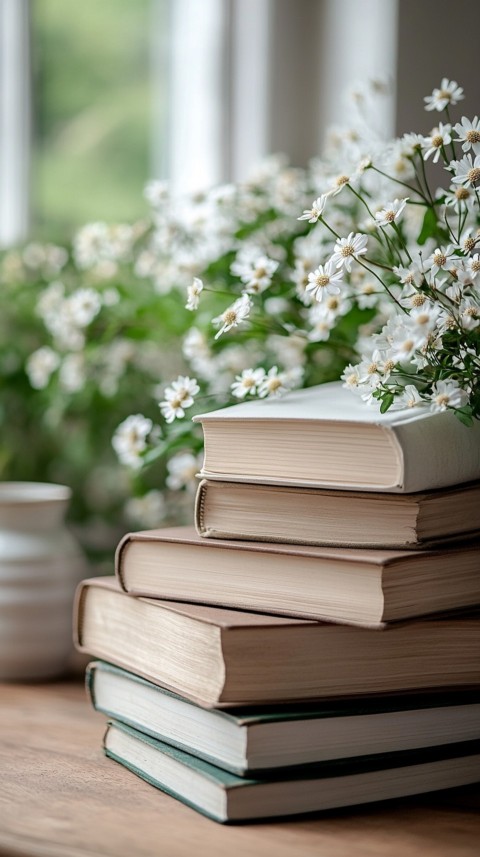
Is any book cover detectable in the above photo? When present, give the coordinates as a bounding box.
[195,478,480,549]
[74,577,480,708]
[88,661,480,775]
[193,381,480,493]
[104,719,480,822]
[114,526,480,627]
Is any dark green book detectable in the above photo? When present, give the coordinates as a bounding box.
[104,720,480,823]
[89,661,480,775]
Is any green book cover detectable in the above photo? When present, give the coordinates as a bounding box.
[104,719,480,823]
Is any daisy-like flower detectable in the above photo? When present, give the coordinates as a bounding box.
[444,184,476,212]
[67,288,102,327]
[392,384,426,410]
[422,123,451,162]
[213,294,252,339]
[341,363,362,392]
[112,414,153,469]
[297,195,327,223]
[185,277,203,311]
[393,264,424,288]
[258,366,290,398]
[429,379,468,412]
[424,79,464,112]
[427,245,457,276]
[231,367,266,399]
[159,375,200,423]
[450,153,480,186]
[454,116,480,156]
[459,298,480,330]
[466,254,480,283]
[231,254,278,293]
[374,198,409,227]
[330,232,368,272]
[306,259,344,302]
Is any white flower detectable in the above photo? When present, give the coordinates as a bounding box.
[231,367,265,399]
[388,324,420,363]
[234,255,279,294]
[185,277,204,311]
[357,349,386,387]
[444,184,476,212]
[26,346,60,390]
[454,116,480,156]
[374,198,409,227]
[426,245,457,276]
[459,298,480,330]
[429,380,468,412]
[395,384,426,410]
[422,123,451,162]
[330,232,368,271]
[166,452,203,491]
[125,490,166,528]
[393,265,424,288]
[306,260,344,302]
[66,288,102,327]
[450,153,480,186]
[466,254,480,283]
[258,366,290,398]
[297,195,327,222]
[112,414,153,469]
[144,180,169,208]
[341,363,362,392]
[159,375,200,423]
[424,79,464,112]
[213,294,252,339]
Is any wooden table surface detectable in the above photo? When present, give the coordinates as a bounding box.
[1,679,479,857]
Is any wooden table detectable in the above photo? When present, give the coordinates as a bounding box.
[1,679,479,857]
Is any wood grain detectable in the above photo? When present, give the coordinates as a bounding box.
[0,680,479,857]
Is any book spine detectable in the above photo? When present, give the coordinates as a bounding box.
[114,533,134,591]
[393,415,480,492]
[194,480,209,537]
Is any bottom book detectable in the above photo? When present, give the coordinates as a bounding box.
[104,720,480,823]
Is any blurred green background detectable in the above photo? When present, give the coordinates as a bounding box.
[31,0,163,239]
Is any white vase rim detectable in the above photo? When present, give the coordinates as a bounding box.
[0,482,71,505]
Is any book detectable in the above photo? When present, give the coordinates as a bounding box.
[88,661,480,775]
[104,720,480,822]
[192,381,480,493]
[74,577,480,708]
[195,478,480,549]
[114,526,480,627]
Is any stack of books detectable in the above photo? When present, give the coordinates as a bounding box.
[74,381,480,822]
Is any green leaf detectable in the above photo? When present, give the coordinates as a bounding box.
[380,392,394,413]
[417,208,437,246]
[454,406,474,428]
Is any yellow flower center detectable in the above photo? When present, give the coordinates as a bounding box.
[336,175,350,187]
[367,362,378,375]
[268,378,282,392]
[466,129,480,143]
[471,259,480,272]
[435,393,450,407]
[341,245,354,257]
[455,187,471,201]
[384,210,396,222]
[401,339,415,352]
[434,253,447,266]
[384,360,395,372]
[326,297,339,309]
[438,89,452,100]
[411,294,426,307]
[315,274,330,287]
[464,237,476,252]
[223,310,238,325]
[431,134,443,148]
[467,167,480,183]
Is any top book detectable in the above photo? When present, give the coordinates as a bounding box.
[193,381,480,493]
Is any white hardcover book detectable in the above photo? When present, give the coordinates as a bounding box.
[193,381,480,493]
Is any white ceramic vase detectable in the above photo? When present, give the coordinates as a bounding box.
[0,482,87,680]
